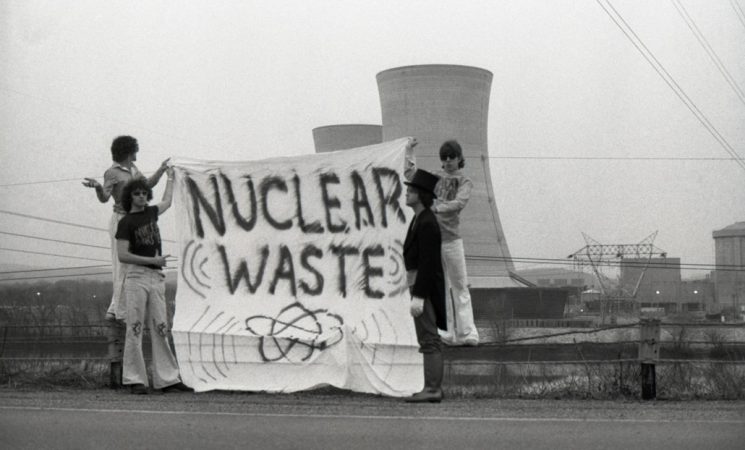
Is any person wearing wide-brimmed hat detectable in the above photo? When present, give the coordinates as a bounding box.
[402,168,447,403]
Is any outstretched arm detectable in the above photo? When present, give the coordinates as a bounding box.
[404,137,417,181]
[82,177,110,203]
[154,167,175,215]
[146,158,170,188]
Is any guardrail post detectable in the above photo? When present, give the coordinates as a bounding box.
[106,319,125,388]
[639,318,660,400]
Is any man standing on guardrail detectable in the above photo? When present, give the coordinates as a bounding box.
[115,171,190,394]
[82,135,170,323]
[406,139,479,346]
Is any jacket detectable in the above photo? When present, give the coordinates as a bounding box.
[403,208,447,330]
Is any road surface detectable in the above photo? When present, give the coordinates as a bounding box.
[1,389,743,449]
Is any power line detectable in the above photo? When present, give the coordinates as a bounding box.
[0,231,109,250]
[0,155,740,190]
[0,247,110,262]
[0,264,110,275]
[0,209,175,243]
[468,254,742,272]
[672,0,745,106]
[0,267,178,283]
[0,271,111,282]
[0,255,179,277]
[0,253,736,283]
[0,177,85,187]
[0,209,107,232]
[0,156,737,190]
[0,247,734,274]
[731,0,745,32]
[0,170,163,188]
[596,0,745,172]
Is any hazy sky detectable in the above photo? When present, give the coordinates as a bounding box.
[1,0,743,281]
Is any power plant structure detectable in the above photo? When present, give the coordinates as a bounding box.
[713,221,745,317]
[313,65,538,319]
[312,124,382,153]
[376,64,520,289]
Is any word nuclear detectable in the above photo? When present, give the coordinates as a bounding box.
[185,168,406,238]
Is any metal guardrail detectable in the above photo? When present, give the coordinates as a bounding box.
[2,320,744,398]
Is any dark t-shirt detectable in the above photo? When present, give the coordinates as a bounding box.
[115,205,162,269]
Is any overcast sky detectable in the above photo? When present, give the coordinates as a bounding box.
[1,0,743,281]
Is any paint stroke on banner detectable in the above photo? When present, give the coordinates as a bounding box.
[169,138,422,396]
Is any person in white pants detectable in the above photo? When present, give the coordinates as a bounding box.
[405,139,479,346]
[116,174,190,394]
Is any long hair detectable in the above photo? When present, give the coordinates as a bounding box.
[111,136,139,163]
[120,177,152,212]
[439,139,465,169]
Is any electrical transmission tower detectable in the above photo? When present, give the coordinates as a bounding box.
[568,231,667,324]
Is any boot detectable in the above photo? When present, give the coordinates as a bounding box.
[405,352,443,403]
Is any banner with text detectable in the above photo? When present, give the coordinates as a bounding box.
[170,138,421,396]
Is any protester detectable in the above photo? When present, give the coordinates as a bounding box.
[82,135,169,322]
[115,173,189,394]
[405,139,479,346]
[402,168,447,403]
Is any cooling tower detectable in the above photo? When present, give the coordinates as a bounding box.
[377,64,517,288]
[312,124,383,153]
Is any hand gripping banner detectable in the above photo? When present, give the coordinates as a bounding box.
[170,138,422,395]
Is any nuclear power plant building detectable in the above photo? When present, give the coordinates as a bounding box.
[312,124,383,153]
[314,64,525,292]
[376,64,523,289]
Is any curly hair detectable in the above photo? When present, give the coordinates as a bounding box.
[439,140,465,169]
[120,177,152,212]
[111,136,139,163]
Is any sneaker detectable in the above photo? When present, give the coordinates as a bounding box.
[129,384,149,395]
[161,382,193,393]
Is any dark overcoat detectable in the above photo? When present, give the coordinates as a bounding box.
[403,208,447,330]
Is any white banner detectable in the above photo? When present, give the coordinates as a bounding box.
[170,138,422,395]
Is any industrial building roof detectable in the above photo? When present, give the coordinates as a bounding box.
[713,221,745,238]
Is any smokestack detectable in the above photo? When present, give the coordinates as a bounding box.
[312,124,383,153]
[377,64,515,287]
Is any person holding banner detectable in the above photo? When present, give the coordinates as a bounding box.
[82,135,169,322]
[405,139,479,346]
[116,173,190,394]
[403,168,447,403]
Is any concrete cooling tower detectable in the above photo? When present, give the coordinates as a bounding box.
[312,124,383,153]
[377,64,518,288]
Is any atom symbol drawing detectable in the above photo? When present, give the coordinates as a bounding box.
[245,302,344,363]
